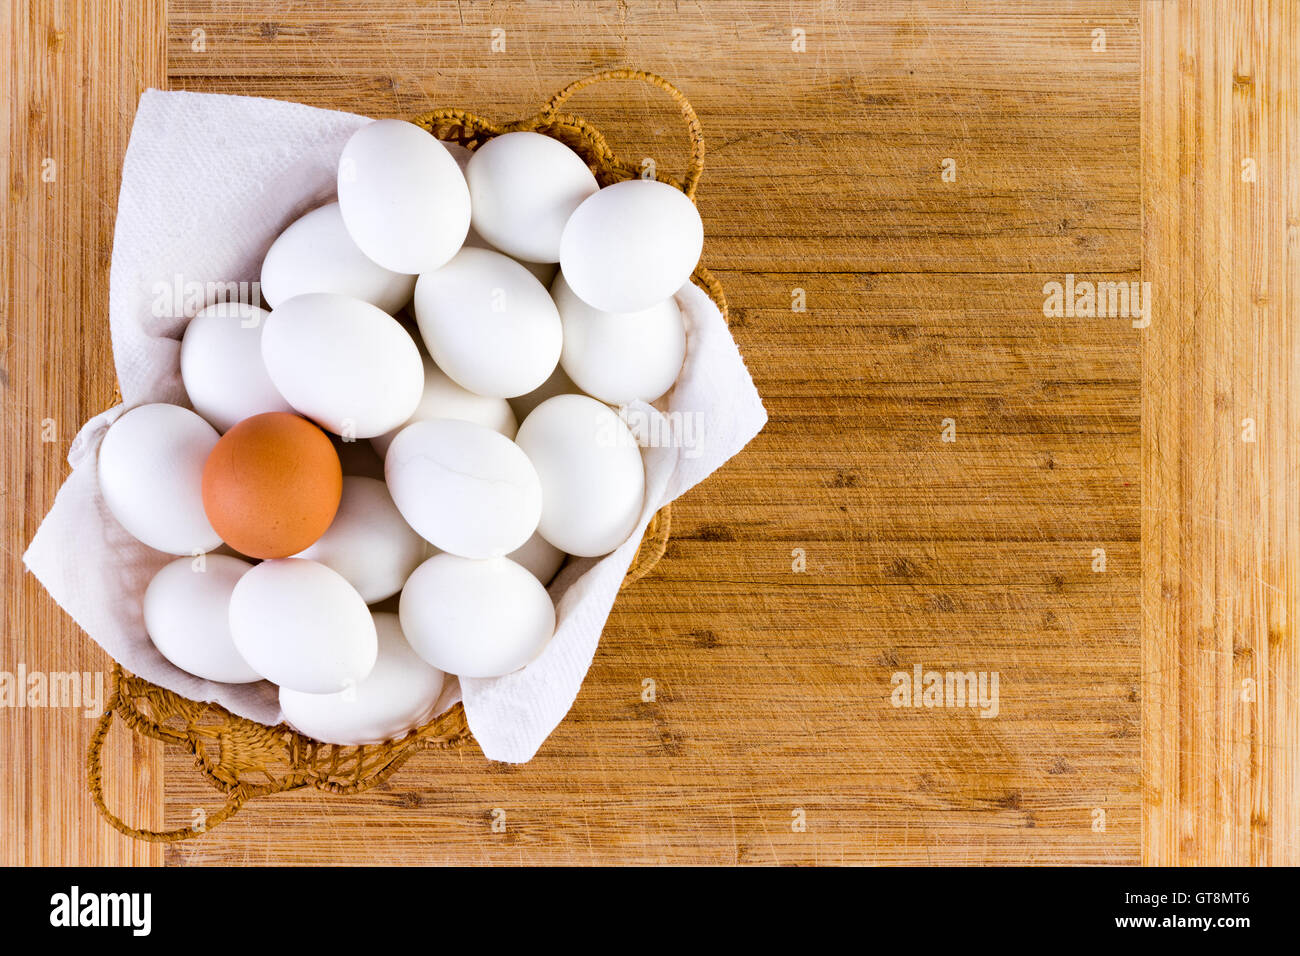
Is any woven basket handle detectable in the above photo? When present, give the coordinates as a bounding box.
[86,663,471,843]
[85,667,297,842]
[87,699,253,843]
[536,69,706,200]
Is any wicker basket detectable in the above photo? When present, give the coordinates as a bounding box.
[88,69,727,842]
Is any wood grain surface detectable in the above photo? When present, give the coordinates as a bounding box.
[165,0,1145,865]
[3,0,166,866]
[1140,0,1298,866]
[0,0,1292,865]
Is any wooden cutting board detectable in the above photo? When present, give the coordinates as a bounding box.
[167,0,1144,864]
[4,0,1293,865]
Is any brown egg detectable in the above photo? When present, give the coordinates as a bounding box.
[202,412,343,559]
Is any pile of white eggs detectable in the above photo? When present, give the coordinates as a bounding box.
[101,119,703,746]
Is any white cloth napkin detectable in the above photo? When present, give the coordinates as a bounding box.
[24,89,766,763]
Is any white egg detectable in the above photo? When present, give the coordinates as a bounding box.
[441,140,473,173]
[337,119,470,273]
[228,558,377,693]
[400,554,555,678]
[262,292,424,438]
[370,353,516,460]
[466,131,599,264]
[553,271,687,404]
[279,612,445,746]
[559,179,704,313]
[98,403,223,555]
[413,247,562,398]
[507,361,582,423]
[180,303,293,433]
[385,419,541,559]
[515,395,646,557]
[293,476,426,603]
[143,555,261,683]
[445,140,566,286]
[508,529,566,586]
[260,202,416,313]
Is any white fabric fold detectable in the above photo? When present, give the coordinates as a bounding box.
[24,90,766,763]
